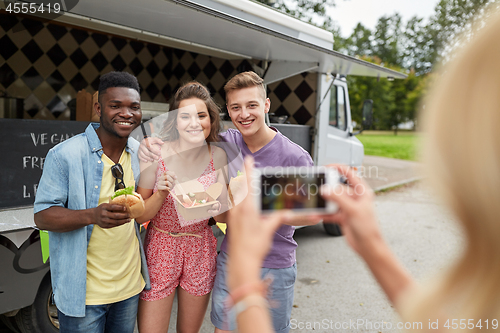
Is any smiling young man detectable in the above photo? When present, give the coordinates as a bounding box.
[34,71,150,333]
[209,71,313,333]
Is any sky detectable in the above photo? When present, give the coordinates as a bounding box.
[327,0,441,37]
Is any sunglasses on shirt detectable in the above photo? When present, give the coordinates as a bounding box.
[111,163,126,191]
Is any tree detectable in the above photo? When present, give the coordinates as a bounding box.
[331,25,349,54]
[346,56,428,133]
[256,0,336,29]
[345,23,372,57]
[389,68,421,134]
[347,56,395,130]
[402,17,434,75]
[404,73,432,130]
[426,0,500,67]
[372,14,403,67]
[257,0,500,134]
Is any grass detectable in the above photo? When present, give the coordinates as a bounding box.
[356,130,419,161]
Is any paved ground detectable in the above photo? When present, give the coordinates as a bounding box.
[362,155,423,191]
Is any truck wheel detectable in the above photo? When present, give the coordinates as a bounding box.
[323,223,342,236]
[15,273,59,333]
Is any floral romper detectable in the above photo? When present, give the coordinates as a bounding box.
[140,150,218,300]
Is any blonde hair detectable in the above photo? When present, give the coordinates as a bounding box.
[404,9,500,329]
[224,71,266,101]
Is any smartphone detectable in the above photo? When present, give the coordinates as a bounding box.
[252,166,339,214]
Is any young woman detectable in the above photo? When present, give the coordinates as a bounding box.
[226,10,500,333]
[136,82,228,333]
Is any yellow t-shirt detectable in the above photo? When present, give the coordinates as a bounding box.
[86,150,145,305]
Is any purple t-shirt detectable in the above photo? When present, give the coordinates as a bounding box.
[220,127,313,268]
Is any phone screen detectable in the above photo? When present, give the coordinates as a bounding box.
[260,173,327,211]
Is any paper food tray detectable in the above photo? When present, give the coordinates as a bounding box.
[172,180,223,226]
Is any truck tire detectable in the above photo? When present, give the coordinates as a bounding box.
[15,273,58,333]
[323,223,342,236]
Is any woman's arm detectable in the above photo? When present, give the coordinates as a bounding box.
[136,145,177,223]
[135,170,176,223]
[227,157,286,333]
[138,156,158,200]
[135,186,165,223]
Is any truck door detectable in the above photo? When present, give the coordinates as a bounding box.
[315,75,362,166]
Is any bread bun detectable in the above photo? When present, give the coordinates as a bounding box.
[111,192,145,218]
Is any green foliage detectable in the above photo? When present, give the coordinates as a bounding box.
[372,14,403,67]
[402,17,434,75]
[427,0,499,64]
[331,25,349,52]
[255,0,336,28]
[347,56,427,132]
[254,0,499,133]
[340,1,498,132]
[344,23,372,56]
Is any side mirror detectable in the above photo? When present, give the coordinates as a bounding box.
[361,99,373,129]
[351,99,373,136]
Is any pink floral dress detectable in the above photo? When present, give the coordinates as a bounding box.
[140,150,218,300]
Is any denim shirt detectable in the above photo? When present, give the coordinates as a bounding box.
[34,123,150,317]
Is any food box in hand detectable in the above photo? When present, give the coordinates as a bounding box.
[173,180,223,226]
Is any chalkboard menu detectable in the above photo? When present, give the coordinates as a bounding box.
[0,119,90,209]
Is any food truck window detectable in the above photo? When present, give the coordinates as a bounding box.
[329,85,347,131]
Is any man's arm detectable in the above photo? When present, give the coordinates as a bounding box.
[211,146,231,223]
[35,204,131,232]
[138,137,163,162]
[34,149,131,232]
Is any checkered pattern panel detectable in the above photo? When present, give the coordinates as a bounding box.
[267,72,317,126]
[0,12,316,124]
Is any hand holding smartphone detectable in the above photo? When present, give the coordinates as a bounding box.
[252,166,340,215]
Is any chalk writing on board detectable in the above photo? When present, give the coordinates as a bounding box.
[0,119,89,209]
